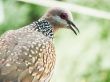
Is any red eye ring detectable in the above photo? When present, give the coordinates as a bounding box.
[60,13,68,19]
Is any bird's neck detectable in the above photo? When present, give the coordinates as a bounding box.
[33,19,54,39]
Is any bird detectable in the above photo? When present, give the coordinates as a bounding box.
[0,7,79,82]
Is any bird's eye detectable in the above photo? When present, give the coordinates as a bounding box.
[60,13,68,19]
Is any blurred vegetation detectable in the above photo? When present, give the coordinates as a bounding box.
[0,0,110,82]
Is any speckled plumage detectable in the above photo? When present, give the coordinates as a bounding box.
[0,19,55,82]
[0,7,79,82]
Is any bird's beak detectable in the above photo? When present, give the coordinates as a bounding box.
[66,19,79,35]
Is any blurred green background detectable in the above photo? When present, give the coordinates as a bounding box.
[0,0,110,82]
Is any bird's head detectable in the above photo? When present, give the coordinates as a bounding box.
[42,7,79,35]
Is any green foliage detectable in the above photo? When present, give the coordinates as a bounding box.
[0,0,46,34]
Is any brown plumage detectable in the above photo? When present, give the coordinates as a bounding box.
[0,7,79,82]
